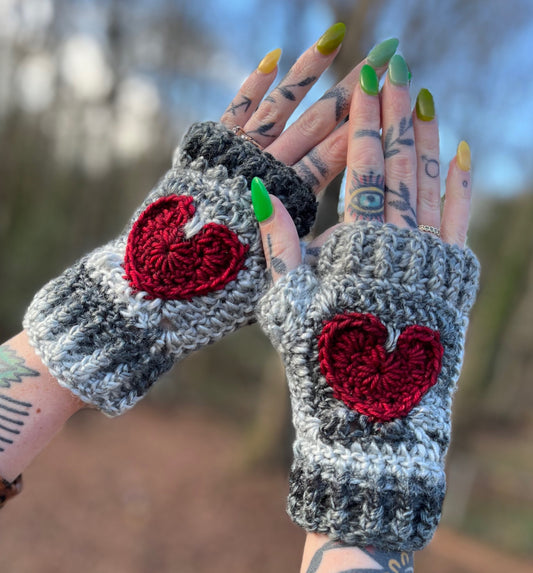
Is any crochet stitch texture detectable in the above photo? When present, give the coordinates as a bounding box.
[23,122,316,416]
[257,222,480,551]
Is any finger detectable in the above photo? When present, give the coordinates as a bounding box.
[267,37,399,166]
[242,23,346,148]
[343,64,384,223]
[413,88,441,229]
[251,178,301,283]
[441,141,472,247]
[382,54,418,229]
[292,121,349,195]
[220,49,281,129]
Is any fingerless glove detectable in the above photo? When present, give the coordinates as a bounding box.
[23,122,316,416]
[257,222,479,551]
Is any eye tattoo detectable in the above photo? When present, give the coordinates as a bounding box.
[348,170,385,221]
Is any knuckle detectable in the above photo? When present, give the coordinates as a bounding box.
[353,146,384,173]
[295,107,328,140]
[323,129,348,167]
[252,99,282,127]
[418,190,441,213]
[387,154,415,181]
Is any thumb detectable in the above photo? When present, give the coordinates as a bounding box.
[251,177,302,284]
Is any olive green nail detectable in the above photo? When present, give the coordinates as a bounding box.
[251,177,273,222]
[366,38,399,68]
[388,54,410,86]
[316,22,346,55]
[360,64,379,96]
[416,88,435,121]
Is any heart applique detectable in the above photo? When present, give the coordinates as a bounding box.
[124,195,248,300]
[318,312,443,422]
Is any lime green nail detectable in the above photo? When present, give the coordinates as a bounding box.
[366,38,399,68]
[360,64,379,96]
[316,22,346,55]
[388,54,410,86]
[251,177,273,222]
[416,88,435,121]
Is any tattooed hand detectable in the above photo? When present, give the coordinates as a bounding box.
[220,25,400,198]
[252,47,477,572]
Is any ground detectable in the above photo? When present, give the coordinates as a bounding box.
[1,404,532,573]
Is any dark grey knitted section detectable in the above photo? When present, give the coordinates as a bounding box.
[24,260,174,413]
[176,121,317,237]
[257,222,480,551]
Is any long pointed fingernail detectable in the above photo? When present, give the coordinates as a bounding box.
[360,64,379,96]
[251,177,273,222]
[416,88,435,121]
[258,48,282,74]
[388,54,410,86]
[366,37,399,68]
[316,22,346,55]
[457,141,471,171]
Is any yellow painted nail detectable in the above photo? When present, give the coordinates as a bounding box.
[258,48,282,74]
[316,22,346,55]
[457,140,471,171]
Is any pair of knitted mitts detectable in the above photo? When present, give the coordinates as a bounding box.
[24,121,480,551]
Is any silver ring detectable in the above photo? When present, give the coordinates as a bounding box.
[418,224,440,237]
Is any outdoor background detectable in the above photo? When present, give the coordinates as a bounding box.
[1,0,532,571]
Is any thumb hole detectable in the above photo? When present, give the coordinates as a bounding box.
[257,195,302,284]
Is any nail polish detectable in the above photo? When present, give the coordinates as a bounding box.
[366,38,399,68]
[251,177,273,222]
[258,48,282,74]
[316,22,346,55]
[457,141,471,171]
[360,64,379,96]
[416,88,435,121]
[388,54,410,86]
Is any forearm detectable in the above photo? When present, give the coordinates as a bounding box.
[0,331,84,482]
[301,533,414,573]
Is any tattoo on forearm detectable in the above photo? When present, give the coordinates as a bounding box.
[320,86,349,122]
[0,345,37,452]
[225,96,252,116]
[347,170,385,222]
[421,155,440,179]
[384,117,414,158]
[306,540,413,573]
[277,76,317,101]
[385,182,417,228]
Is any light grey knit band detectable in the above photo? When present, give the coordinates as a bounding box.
[257,222,480,551]
[23,122,315,416]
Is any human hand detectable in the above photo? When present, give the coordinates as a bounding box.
[253,54,480,552]
[23,25,399,417]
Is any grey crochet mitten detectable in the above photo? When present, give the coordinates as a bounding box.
[23,122,316,416]
[257,222,480,551]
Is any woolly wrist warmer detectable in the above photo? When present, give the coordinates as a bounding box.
[257,222,480,551]
[23,121,316,416]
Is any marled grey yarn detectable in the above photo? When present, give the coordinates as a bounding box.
[257,222,480,551]
[23,122,315,417]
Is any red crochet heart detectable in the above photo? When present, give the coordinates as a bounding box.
[318,312,443,422]
[124,195,248,300]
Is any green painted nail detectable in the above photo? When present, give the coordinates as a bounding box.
[316,22,346,55]
[416,88,435,121]
[251,177,273,222]
[366,38,399,68]
[388,54,410,86]
[360,64,379,96]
